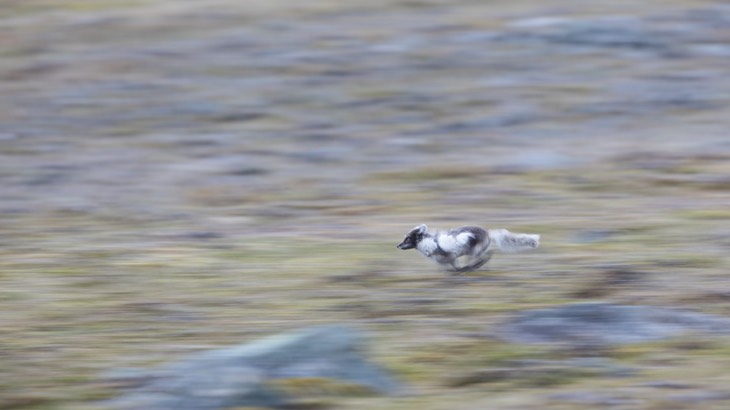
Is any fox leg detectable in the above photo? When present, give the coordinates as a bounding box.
[449,253,493,274]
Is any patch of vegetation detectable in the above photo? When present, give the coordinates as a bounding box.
[366,166,487,183]
[676,209,730,220]
[388,339,545,382]
[270,377,377,397]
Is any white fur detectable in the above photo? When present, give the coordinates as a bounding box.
[436,233,459,253]
[417,236,439,257]
[399,224,540,272]
[488,229,540,253]
[455,232,475,246]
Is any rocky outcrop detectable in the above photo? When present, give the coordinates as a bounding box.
[499,302,730,346]
[105,325,399,410]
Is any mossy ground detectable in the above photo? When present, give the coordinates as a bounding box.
[2,0,730,409]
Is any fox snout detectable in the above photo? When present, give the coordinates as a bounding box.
[397,241,415,250]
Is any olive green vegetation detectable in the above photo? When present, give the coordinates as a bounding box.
[4,160,728,409]
[2,0,730,409]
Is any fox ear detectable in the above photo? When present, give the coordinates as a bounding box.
[414,224,427,234]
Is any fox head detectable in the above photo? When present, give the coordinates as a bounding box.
[396,224,428,250]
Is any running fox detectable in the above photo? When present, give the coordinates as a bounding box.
[396,224,539,273]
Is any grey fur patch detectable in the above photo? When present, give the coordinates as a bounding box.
[449,226,489,249]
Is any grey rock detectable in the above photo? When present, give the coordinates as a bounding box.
[105,325,399,410]
[548,391,640,406]
[571,229,620,244]
[498,302,730,346]
[501,17,671,51]
[668,391,730,403]
[640,380,695,389]
[541,20,666,50]
[496,151,581,173]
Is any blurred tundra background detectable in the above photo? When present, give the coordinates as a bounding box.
[1,0,730,409]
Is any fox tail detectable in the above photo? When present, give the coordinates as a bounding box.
[488,229,540,253]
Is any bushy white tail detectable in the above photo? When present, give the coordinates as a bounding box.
[488,229,540,253]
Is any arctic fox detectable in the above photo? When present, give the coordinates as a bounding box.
[396,224,539,273]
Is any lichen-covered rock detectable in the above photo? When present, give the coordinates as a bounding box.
[498,302,730,346]
[104,325,399,410]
